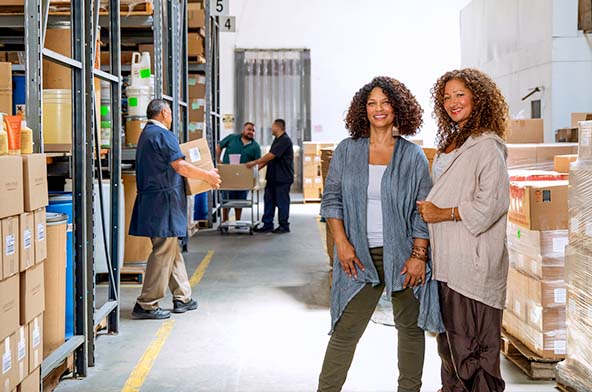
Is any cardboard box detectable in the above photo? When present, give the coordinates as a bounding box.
[219,164,258,190]
[188,122,204,141]
[554,154,578,173]
[0,156,24,219]
[188,33,204,57]
[502,310,565,360]
[28,316,42,372]
[19,213,34,272]
[507,119,544,143]
[0,275,19,341]
[188,3,206,28]
[302,142,337,156]
[506,143,578,169]
[33,209,46,264]
[188,74,206,99]
[15,325,28,384]
[0,334,17,392]
[0,89,11,116]
[20,263,44,325]
[18,367,39,392]
[303,163,320,178]
[0,63,12,90]
[571,112,592,128]
[179,138,215,195]
[22,155,48,212]
[508,181,568,231]
[188,99,205,122]
[3,216,20,279]
[507,169,567,182]
[122,174,151,263]
[555,128,578,143]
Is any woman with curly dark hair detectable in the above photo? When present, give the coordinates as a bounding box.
[417,68,510,392]
[318,76,444,392]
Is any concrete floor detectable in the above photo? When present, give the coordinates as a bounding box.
[55,203,557,392]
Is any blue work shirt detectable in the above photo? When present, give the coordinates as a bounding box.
[129,121,188,238]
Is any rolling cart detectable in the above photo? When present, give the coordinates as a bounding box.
[217,186,261,235]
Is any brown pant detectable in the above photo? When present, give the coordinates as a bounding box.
[437,282,505,392]
[318,247,425,392]
[137,237,192,310]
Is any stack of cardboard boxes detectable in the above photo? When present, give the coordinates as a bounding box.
[188,74,206,141]
[0,63,13,115]
[302,142,336,201]
[0,154,48,392]
[555,120,592,390]
[188,1,206,60]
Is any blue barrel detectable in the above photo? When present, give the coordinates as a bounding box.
[194,192,208,221]
[47,193,74,340]
[12,75,26,116]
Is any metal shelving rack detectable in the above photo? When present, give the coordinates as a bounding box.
[204,0,220,227]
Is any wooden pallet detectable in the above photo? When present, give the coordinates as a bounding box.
[96,262,146,284]
[500,330,559,380]
[43,354,74,392]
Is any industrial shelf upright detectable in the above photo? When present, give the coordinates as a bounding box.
[0,0,124,380]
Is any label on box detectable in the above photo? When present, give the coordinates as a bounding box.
[2,340,10,375]
[568,298,576,315]
[67,223,73,233]
[530,259,538,276]
[37,223,45,241]
[189,147,202,163]
[554,340,567,354]
[191,101,200,110]
[514,300,521,315]
[554,288,567,304]
[586,222,592,237]
[5,234,15,256]
[32,320,40,348]
[581,129,592,147]
[529,307,541,325]
[314,178,322,184]
[24,229,32,249]
[553,237,568,253]
[17,338,25,361]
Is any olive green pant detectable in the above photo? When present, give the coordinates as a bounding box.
[318,247,425,392]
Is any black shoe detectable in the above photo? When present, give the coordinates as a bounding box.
[173,299,198,314]
[254,225,273,233]
[272,226,290,234]
[132,303,171,320]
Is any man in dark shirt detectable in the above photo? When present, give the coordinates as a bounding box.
[129,99,221,319]
[247,119,294,233]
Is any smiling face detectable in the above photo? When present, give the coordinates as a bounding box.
[242,123,255,140]
[443,78,474,129]
[366,87,395,131]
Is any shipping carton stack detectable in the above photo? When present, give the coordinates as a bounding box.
[504,169,569,360]
[302,142,336,202]
[188,74,206,141]
[555,120,592,391]
[187,2,206,61]
[0,153,47,392]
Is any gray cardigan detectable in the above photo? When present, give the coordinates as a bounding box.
[321,137,445,334]
[426,133,510,309]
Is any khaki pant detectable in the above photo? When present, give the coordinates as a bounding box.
[318,247,425,392]
[137,237,192,310]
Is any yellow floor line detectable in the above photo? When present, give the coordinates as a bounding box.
[189,250,215,287]
[121,319,175,392]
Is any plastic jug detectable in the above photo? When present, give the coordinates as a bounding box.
[131,52,152,87]
[20,120,33,154]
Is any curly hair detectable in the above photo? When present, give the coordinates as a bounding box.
[345,76,423,139]
[431,68,510,152]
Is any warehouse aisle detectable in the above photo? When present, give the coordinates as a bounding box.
[55,204,555,392]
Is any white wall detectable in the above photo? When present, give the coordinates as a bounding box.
[460,0,592,141]
[220,0,472,146]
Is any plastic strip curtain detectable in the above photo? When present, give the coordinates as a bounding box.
[236,50,306,190]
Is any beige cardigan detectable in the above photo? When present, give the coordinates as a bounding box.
[426,133,509,309]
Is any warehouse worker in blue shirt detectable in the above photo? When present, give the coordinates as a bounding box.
[246,119,294,233]
[130,99,221,320]
[215,122,262,222]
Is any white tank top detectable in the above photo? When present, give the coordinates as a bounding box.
[432,150,457,182]
[367,164,387,248]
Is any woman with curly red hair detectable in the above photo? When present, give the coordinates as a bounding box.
[417,68,510,391]
[318,76,444,392]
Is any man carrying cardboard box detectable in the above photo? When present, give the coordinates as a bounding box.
[129,99,221,320]
[215,122,262,222]
[247,119,294,234]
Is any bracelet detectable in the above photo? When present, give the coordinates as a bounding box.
[451,207,456,222]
